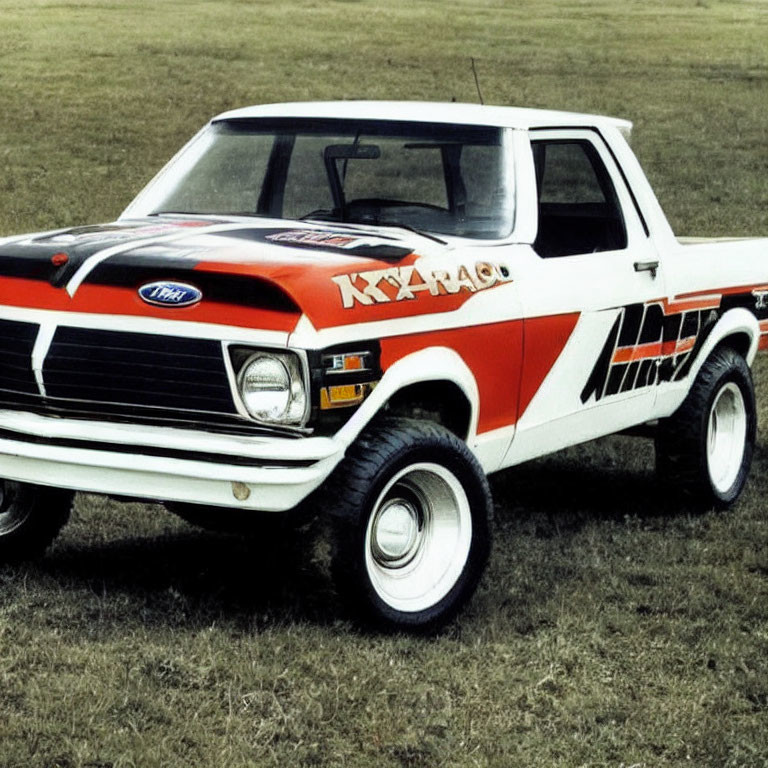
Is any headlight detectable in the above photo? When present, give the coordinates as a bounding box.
[236,351,307,425]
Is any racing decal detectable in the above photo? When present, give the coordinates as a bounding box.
[0,221,246,287]
[738,285,768,349]
[37,221,209,245]
[266,230,362,248]
[760,323,768,351]
[378,314,577,435]
[228,227,413,261]
[756,288,768,351]
[0,275,301,333]
[581,294,723,404]
[333,262,512,309]
[0,222,415,294]
[380,320,524,434]
[518,313,580,415]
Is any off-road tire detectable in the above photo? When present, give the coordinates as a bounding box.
[0,482,74,562]
[655,346,756,508]
[323,418,492,632]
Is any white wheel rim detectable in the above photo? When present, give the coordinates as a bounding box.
[365,462,472,613]
[707,382,747,494]
[0,482,30,536]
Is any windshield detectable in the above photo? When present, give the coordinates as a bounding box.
[132,118,515,240]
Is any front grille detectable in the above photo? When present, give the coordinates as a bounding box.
[0,319,40,396]
[0,324,300,438]
[43,327,238,414]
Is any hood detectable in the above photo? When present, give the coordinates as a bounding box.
[0,217,416,330]
[0,217,506,331]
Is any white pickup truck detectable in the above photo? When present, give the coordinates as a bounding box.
[0,101,765,630]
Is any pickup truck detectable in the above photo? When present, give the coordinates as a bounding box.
[0,101,765,631]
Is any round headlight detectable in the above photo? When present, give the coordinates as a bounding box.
[239,355,291,421]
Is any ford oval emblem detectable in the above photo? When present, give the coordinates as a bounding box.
[138,281,202,308]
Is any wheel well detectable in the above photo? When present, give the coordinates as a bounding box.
[383,380,472,440]
[715,331,752,360]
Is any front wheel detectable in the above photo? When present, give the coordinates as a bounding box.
[325,419,492,632]
[0,482,73,562]
[655,346,756,508]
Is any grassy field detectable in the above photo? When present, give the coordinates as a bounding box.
[1,0,767,766]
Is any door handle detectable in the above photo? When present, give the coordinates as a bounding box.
[634,260,659,278]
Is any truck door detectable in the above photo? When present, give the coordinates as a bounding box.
[503,128,669,467]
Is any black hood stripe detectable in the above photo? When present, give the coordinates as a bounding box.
[84,261,299,312]
[0,220,414,293]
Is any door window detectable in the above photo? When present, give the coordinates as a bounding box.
[532,139,627,258]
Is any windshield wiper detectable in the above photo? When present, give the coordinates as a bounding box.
[149,211,448,245]
[148,211,213,217]
[300,215,447,246]
[356,220,447,246]
[298,210,339,222]
[148,211,266,218]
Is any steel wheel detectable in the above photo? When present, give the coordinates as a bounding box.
[364,462,473,613]
[656,346,756,508]
[327,418,492,631]
[707,382,747,494]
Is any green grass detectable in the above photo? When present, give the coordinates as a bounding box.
[1,0,768,766]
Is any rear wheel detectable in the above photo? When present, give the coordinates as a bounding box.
[0,482,73,562]
[326,419,492,632]
[655,346,756,508]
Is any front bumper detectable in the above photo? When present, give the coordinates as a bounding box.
[0,409,343,511]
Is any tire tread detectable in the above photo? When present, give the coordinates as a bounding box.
[319,418,492,632]
[655,346,756,508]
[0,485,74,563]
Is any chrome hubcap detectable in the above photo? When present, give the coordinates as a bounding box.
[371,497,421,568]
[707,382,747,494]
[365,463,472,613]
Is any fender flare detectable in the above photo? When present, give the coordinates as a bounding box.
[332,346,480,450]
[688,307,760,380]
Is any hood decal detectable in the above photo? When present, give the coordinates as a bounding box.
[0,217,452,331]
[64,222,255,296]
[37,220,209,245]
[225,227,413,261]
[266,230,362,248]
[0,220,418,295]
[333,262,513,309]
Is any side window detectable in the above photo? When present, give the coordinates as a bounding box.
[532,139,627,258]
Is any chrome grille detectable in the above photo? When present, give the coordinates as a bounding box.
[0,323,298,437]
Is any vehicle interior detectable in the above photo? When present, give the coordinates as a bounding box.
[531,139,627,258]
[148,118,516,240]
